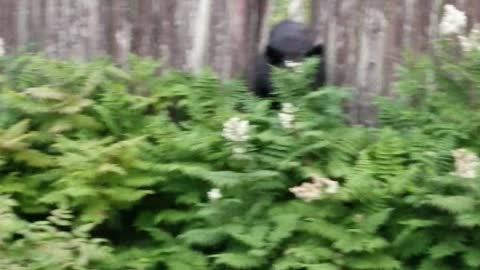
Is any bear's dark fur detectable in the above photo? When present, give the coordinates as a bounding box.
[250,20,326,98]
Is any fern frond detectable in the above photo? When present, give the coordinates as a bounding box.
[213,252,266,269]
[344,253,401,270]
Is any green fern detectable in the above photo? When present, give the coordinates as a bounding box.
[213,252,267,269]
[2,35,480,270]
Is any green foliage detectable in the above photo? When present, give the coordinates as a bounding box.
[1,31,480,270]
[0,196,112,269]
[269,0,313,26]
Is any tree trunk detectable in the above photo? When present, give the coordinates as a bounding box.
[311,0,480,125]
[0,0,267,80]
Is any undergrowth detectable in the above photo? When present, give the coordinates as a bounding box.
[1,11,480,269]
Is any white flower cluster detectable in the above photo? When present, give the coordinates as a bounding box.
[439,4,467,36]
[278,103,297,129]
[459,26,480,53]
[222,117,250,157]
[284,60,301,68]
[438,5,480,53]
[289,175,339,202]
[207,188,222,201]
[451,148,480,179]
[0,38,4,57]
[222,117,250,142]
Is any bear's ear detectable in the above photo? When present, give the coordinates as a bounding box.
[306,44,324,57]
[265,45,283,65]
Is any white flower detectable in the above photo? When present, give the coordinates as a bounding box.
[439,4,467,36]
[278,103,297,129]
[279,112,295,129]
[284,60,301,68]
[281,103,298,114]
[222,117,250,142]
[451,148,479,179]
[323,178,339,194]
[289,182,322,202]
[459,26,480,53]
[289,176,339,202]
[207,188,222,201]
[0,38,4,56]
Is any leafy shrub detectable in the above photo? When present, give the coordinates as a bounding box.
[1,7,480,269]
[0,196,112,269]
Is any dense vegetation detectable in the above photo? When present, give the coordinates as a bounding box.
[2,5,480,270]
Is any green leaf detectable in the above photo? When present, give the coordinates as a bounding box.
[154,210,193,225]
[180,228,226,247]
[345,254,401,269]
[268,214,299,244]
[13,149,55,167]
[429,238,466,259]
[213,253,266,269]
[285,246,334,263]
[464,249,480,267]
[360,208,393,233]
[304,263,340,270]
[427,195,476,213]
[24,87,66,100]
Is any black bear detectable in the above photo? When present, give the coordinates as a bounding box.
[250,20,326,98]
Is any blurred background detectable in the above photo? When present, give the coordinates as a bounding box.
[2,0,480,124]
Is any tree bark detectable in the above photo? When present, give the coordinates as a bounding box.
[0,0,267,80]
[311,0,480,125]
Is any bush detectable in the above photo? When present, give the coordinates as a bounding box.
[0,196,112,269]
[1,7,480,269]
